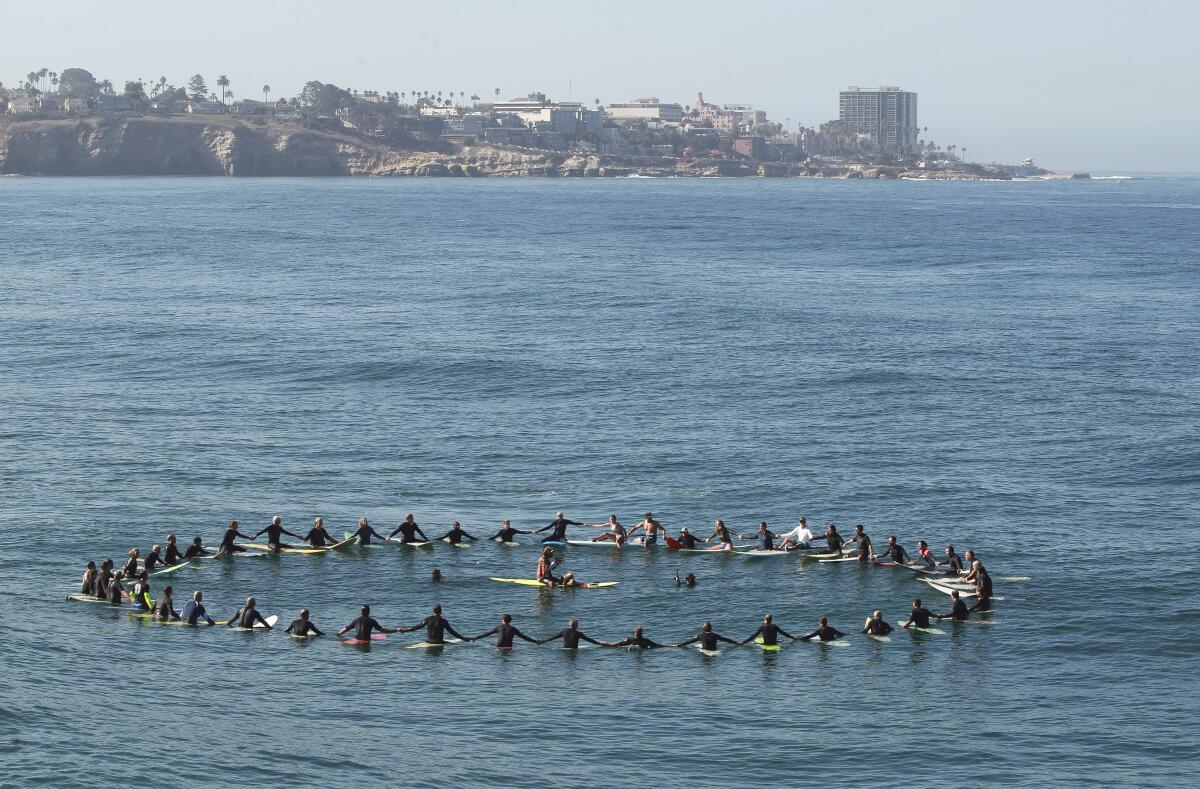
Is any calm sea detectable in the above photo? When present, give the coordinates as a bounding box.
[1,176,1197,787]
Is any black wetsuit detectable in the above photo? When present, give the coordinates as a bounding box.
[942,599,969,621]
[254,522,302,547]
[96,570,112,599]
[154,594,179,621]
[536,518,582,543]
[476,622,536,649]
[183,543,209,560]
[122,556,139,577]
[353,523,387,546]
[824,532,844,552]
[863,618,893,635]
[286,619,322,636]
[852,533,873,560]
[411,615,467,645]
[607,634,666,649]
[347,615,385,641]
[105,578,124,605]
[678,532,701,548]
[227,606,268,628]
[882,544,910,564]
[131,580,152,611]
[945,554,964,573]
[303,527,338,547]
[799,625,845,642]
[144,551,162,573]
[906,607,934,628]
[757,530,777,551]
[969,584,993,613]
[388,522,428,543]
[437,526,476,545]
[490,526,530,542]
[164,543,183,565]
[219,527,251,554]
[678,630,739,650]
[746,622,794,646]
[540,626,601,649]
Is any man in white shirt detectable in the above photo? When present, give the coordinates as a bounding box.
[777,516,815,550]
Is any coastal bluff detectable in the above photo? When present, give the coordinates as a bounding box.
[0,115,1008,179]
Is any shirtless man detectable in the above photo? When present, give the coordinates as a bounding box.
[627,512,667,546]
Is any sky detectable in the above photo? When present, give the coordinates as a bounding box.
[2,0,1195,171]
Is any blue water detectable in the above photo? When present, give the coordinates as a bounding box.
[1,176,1197,786]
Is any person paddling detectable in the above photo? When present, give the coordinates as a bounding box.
[537,619,602,649]
[674,622,740,651]
[470,613,538,650]
[388,513,429,544]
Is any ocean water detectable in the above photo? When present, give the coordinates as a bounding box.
[1,176,1197,787]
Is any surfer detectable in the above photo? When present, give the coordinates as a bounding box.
[961,552,989,587]
[180,591,216,626]
[130,571,153,612]
[470,613,538,650]
[225,596,272,629]
[154,585,180,621]
[80,561,98,596]
[936,590,970,621]
[797,616,845,642]
[435,521,477,545]
[969,579,994,612]
[777,517,815,550]
[674,571,697,587]
[676,527,702,549]
[183,537,212,560]
[387,513,429,544]
[943,545,965,574]
[878,536,910,565]
[350,516,387,546]
[862,610,893,636]
[849,524,874,562]
[95,559,115,599]
[535,512,583,543]
[913,540,937,569]
[704,519,736,550]
[489,519,531,543]
[537,619,602,649]
[398,604,469,646]
[144,545,163,574]
[536,547,561,585]
[122,548,141,577]
[743,522,777,551]
[285,609,323,637]
[216,520,253,556]
[813,523,845,554]
[674,622,740,651]
[431,569,444,583]
[627,512,667,546]
[902,598,935,629]
[603,626,667,649]
[163,534,184,565]
[338,604,397,641]
[253,515,303,550]
[740,613,796,646]
[104,571,127,605]
[591,515,627,545]
[303,517,340,547]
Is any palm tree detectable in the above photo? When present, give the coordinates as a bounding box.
[51,72,59,92]
[216,74,230,107]
[961,147,967,163]
[470,93,479,104]
[494,87,500,102]
[38,68,48,91]
[263,84,270,103]
[459,91,464,105]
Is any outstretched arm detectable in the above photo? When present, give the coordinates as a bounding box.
[471,627,499,642]
[673,634,701,647]
[797,629,820,642]
[739,625,764,645]
[514,627,538,644]
[536,631,563,646]
[444,622,469,641]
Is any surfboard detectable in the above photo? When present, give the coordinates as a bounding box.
[665,537,683,549]
[289,632,320,639]
[341,638,374,645]
[388,537,432,548]
[867,635,892,642]
[276,547,328,555]
[798,551,839,560]
[151,561,192,576]
[737,549,788,558]
[566,539,620,548]
[497,541,520,547]
[924,581,978,598]
[66,593,106,603]
[873,560,898,567]
[819,557,863,563]
[490,577,618,589]
[679,546,733,554]
[234,614,278,631]
[236,542,273,550]
[752,637,781,652]
[697,648,721,656]
[325,535,357,550]
[449,542,472,548]
[407,638,463,649]
[806,638,850,647]
[905,625,946,634]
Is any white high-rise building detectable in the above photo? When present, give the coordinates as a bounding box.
[838,86,918,154]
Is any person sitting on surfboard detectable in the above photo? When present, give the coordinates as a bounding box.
[863,610,893,636]
[849,525,875,562]
[286,608,323,637]
[742,521,777,551]
[489,519,531,543]
[163,534,184,566]
[122,548,141,577]
[183,537,211,560]
[536,547,560,585]
[590,514,627,545]
[387,513,428,544]
[797,616,845,642]
[154,585,180,621]
[534,512,583,543]
[913,541,937,569]
[303,517,340,548]
[537,619,602,649]
[80,561,98,596]
[435,521,477,545]
[216,520,253,556]
[470,613,538,650]
[253,516,304,550]
[95,559,115,599]
[338,604,396,641]
[130,570,153,612]
[704,520,735,549]
[675,527,702,549]
[674,622,739,651]
[740,613,796,647]
[180,591,216,626]
[225,596,272,629]
[813,523,845,554]
[350,516,387,546]
[935,590,970,621]
[777,517,815,550]
[104,571,127,605]
[943,545,964,574]
[603,626,667,650]
[968,576,994,613]
[398,604,469,646]
[144,545,163,574]
[902,599,935,629]
[877,536,910,566]
[961,552,988,586]
[627,513,667,546]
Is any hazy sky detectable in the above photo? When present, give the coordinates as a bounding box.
[3,0,1194,171]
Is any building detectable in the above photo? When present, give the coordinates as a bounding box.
[7,94,38,113]
[606,97,683,125]
[732,136,766,160]
[63,97,91,113]
[838,86,918,154]
[185,101,224,114]
[491,92,600,137]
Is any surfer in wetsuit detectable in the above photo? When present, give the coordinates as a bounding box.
[961,552,988,586]
[943,545,964,574]
[180,591,215,625]
[674,622,740,651]
[862,610,893,636]
[254,516,303,550]
[226,596,271,629]
[936,590,970,621]
[338,605,396,641]
[740,613,796,646]
[591,515,627,545]
[216,520,253,556]
[536,547,560,585]
[704,520,736,549]
[104,571,127,605]
[95,559,115,599]
[163,534,184,565]
[144,545,164,574]
[878,536,910,565]
[849,524,874,562]
[676,527,702,549]
[303,517,340,547]
[968,578,994,613]
[183,537,211,560]
[913,540,937,569]
[535,511,582,543]
[399,604,469,645]
[627,512,667,546]
[797,616,845,642]
[387,513,429,544]
[743,521,777,551]
[130,571,153,611]
[902,598,935,629]
[537,619,602,649]
[435,521,477,545]
[122,548,141,577]
[154,585,180,621]
[673,571,696,587]
[350,516,387,546]
[814,523,845,554]
[286,608,323,637]
[777,517,815,550]
[603,626,667,649]
[80,561,98,596]
[471,613,538,650]
[490,519,531,543]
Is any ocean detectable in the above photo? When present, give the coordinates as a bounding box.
[1,175,1197,786]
